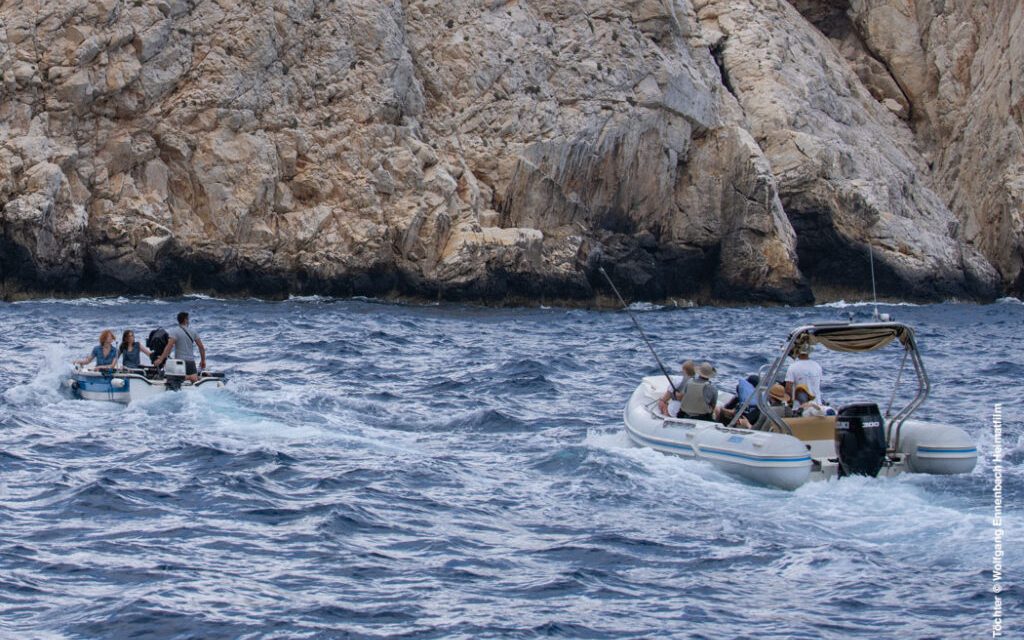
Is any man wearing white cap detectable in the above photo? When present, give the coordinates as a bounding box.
[785,342,823,408]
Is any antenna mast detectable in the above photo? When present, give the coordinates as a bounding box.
[869,243,878,320]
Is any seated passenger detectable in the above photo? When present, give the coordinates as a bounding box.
[658,360,696,417]
[678,362,718,421]
[751,384,794,430]
[118,329,151,371]
[74,330,119,371]
[793,383,830,417]
[718,374,761,425]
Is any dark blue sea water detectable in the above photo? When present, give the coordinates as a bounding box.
[1,296,1021,639]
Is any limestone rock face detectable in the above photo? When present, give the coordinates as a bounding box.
[696,0,998,299]
[841,0,1024,293]
[0,0,1015,302]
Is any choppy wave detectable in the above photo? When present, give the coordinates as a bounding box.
[0,298,1019,638]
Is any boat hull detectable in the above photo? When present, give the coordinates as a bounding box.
[623,376,977,489]
[69,369,226,403]
[624,379,812,490]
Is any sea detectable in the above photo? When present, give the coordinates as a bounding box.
[0,296,1020,639]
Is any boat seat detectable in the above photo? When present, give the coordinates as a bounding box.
[781,416,837,441]
[782,413,831,438]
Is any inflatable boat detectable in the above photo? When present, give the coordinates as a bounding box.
[623,322,977,490]
[67,359,227,403]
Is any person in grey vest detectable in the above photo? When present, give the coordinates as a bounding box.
[658,360,696,417]
[153,311,207,381]
[678,362,718,420]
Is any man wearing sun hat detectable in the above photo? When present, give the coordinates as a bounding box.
[677,361,718,420]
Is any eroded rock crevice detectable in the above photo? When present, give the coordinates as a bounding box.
[789,0,911,120]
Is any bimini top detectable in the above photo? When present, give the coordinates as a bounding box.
[788,322,915,355]
[731,321,930,444]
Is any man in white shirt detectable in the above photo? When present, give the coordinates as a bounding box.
[785,342,822,407]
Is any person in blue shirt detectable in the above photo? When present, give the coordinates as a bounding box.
[117,329,150,370]
[75,329,119,371]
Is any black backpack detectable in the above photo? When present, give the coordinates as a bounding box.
[147,328,168,365]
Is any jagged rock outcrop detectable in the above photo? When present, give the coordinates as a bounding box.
[793,0,1024,295]
[696,0,998,299]
[0,0,1016,303]
[846,0,1024,294]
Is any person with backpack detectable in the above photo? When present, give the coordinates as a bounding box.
[153,311,207,381]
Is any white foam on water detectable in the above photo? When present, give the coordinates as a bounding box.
[2,343,78,406]
[583,428,632,449]
[148,383,426,456]
[626,302,664,312]
[180,293,226,301]
[11,296,137,307]
[287,295,335,303]
[586,423,1019,572]
[996,296,1022,305]
[816,299,921,308]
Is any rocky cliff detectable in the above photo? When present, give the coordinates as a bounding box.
[0,0,1019,303]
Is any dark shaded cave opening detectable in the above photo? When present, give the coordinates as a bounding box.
[709,40,737,100]
[786,208,904,299]
[787,0,852,39]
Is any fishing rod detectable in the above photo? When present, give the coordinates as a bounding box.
[598,267,678,394]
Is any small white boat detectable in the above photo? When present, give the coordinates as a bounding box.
[67,359,227,404]
[623,322,977,490]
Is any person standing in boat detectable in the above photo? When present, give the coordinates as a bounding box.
[677,362,718,420]
[658,360,696,417]
[117,330,150,371]
[785,342,823,408]
[74,330,119,371]
[153,312,207,382]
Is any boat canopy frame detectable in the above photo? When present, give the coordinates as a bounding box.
[725,321,929,449]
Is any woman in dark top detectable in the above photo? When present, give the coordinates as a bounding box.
[118,329,150,370]
[75,329,119,371]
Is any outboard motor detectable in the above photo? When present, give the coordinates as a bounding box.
[835,403,887,477]
[147,328,169,365]
[163,358,187,391]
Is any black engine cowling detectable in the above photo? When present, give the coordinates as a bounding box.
[835,403,887,477]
